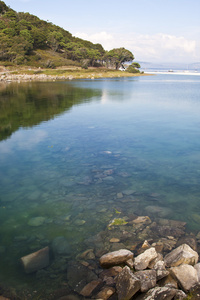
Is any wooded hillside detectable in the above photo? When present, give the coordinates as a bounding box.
[0,1,135,69]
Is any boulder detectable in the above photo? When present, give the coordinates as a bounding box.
[21,246,49,274]
[164,244,198,267]
[99,249,133,267]
[134,247,158,270]
[170,264,198,292]
[135,270,157,292]
[116,266,141,300]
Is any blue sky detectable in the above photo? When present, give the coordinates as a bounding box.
[5,0,200,63]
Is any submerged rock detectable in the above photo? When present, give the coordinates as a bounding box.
[80,279,102,297]
[95,286,115,300]
[28,216,46,227]
[52,236,71,256]
[21,246,49,274]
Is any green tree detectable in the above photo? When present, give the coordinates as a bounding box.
[126,62,141,73]
[105,47,134,70]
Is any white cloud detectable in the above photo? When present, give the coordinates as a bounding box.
[75,31,199,63]
[75,31,114,50]
[0,129,47,154]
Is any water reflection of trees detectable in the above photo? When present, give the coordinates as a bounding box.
[0,82,101,141]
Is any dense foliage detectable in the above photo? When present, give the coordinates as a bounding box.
[0,1,137,69]
[126,62,141,73]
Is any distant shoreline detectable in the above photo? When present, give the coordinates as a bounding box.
[0,67,150,83]
[145,70,200,76]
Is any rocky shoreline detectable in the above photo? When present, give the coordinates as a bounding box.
[2,214,200,299]
[0,73,74,82]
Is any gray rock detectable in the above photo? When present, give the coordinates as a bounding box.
[170,264,198,292]
[21,246,49,274]
[52,236,71,256]
[153,260,169,280]
[174,290,187,300]
[122,189,135,196]
[164,243,198,267]
[116,266,141,300]
[99,249,133,267]
[135,286,177,300]
[135,270,157,292]
[134,247,158,270]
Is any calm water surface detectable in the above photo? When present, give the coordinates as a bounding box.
[0,74,200,296]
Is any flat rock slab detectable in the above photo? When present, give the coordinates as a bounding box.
[21,246,49,273]
[80,280,102,297]
[134,247,158,270]
[116,266,141,300]
[164,243,198,267]
[99,249,133,267]
[170,264,198,292]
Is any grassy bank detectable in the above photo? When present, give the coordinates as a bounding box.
[0,66,149,81]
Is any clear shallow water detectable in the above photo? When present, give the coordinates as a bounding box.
[0,74,200,296]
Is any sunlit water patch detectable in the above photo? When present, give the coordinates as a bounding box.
[0,75,200,297]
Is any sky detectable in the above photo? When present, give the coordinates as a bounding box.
[4,0,200,63]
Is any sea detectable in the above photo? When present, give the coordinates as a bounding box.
[0,71,200,298]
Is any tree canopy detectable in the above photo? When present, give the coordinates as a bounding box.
[105,48,134,70]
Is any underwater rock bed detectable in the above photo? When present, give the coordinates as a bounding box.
[2,214,200,299]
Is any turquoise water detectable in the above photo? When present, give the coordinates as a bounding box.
[0,74,200,296]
